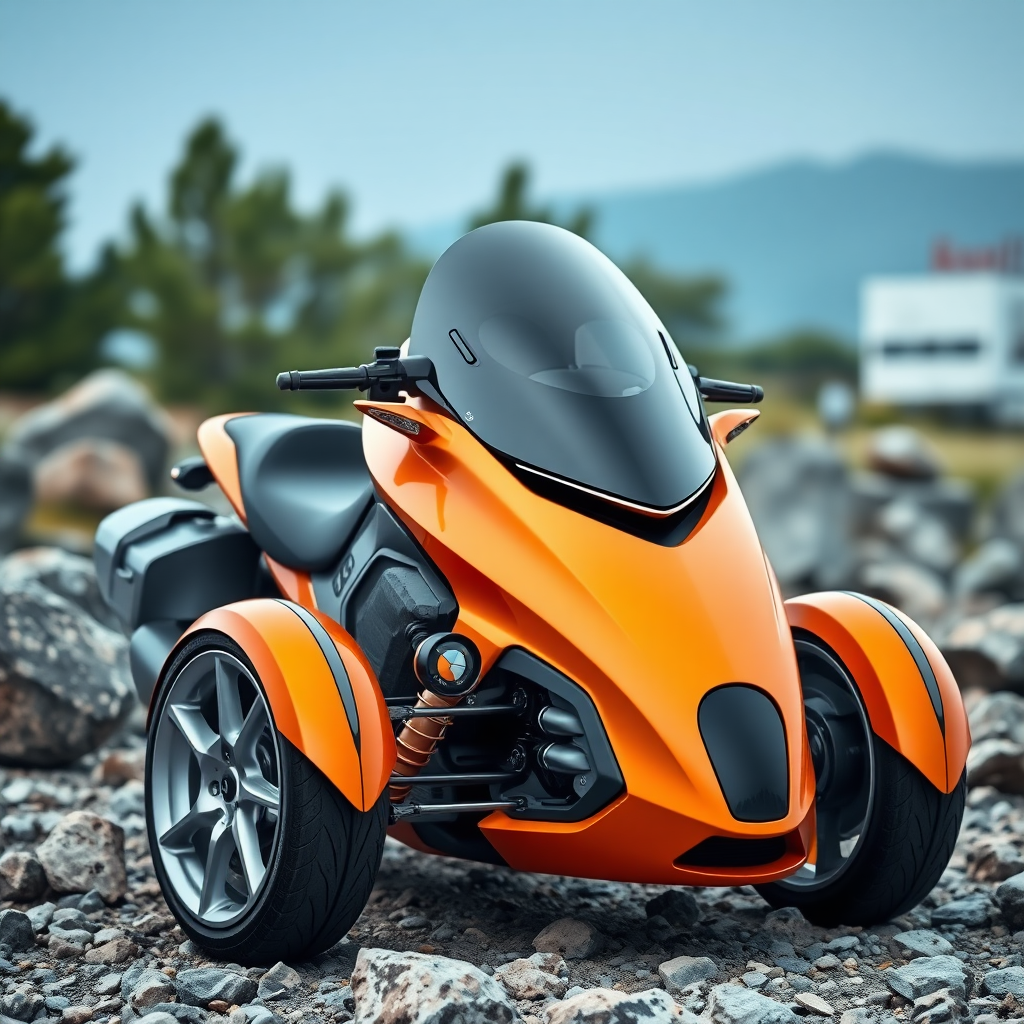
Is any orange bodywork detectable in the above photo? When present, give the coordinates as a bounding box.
[786,592,969,793]
[357,398,816,884]
[190,399,963,886]
[176,600,395,812]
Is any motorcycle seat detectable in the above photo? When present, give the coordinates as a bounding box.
[224,413,374,572]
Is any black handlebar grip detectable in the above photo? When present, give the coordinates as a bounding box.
[698,378,764,404]
[276,371,300,390]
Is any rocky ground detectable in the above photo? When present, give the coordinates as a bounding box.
[2,686,1024,1024]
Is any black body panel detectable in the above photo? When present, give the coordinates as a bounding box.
[698,685,789,823]
[313,502,457,699]
[225,414,374,572]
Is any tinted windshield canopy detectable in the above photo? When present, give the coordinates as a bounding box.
[410,221,715,512]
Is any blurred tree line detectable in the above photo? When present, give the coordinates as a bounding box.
[0,99,851,411]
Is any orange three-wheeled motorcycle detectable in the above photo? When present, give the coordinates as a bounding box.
[95,221,968,964]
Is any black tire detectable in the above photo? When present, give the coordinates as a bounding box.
[758,735,966,926]
[147,633,387,964]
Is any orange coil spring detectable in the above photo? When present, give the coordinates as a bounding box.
[390,688,460,802]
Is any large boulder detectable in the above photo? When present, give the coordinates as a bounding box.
[4,369,173,494]
[0,551,134,766]
[34,437,149,511]
[351,948,515,1024]
[0,449,32,555]
[2,547,122,631]
[737,435,853,591]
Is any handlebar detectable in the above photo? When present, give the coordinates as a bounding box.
[696,377,764,404]
[276,347,451,411]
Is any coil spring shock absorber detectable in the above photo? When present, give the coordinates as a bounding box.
[390,632,482,802]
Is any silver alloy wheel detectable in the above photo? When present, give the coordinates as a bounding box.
[777,639,875,891]
[150,649,281,925]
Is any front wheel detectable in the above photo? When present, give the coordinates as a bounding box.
[146,632,387,964]
[757,636,966,926]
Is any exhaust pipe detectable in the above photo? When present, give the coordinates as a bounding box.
[538,742,591,775]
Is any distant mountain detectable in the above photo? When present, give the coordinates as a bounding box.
[409,152,1024,341]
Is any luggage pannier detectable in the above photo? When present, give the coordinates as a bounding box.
[95,497,262,702]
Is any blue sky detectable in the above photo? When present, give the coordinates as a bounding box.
[1,0,1022,269]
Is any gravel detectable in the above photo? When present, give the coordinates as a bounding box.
[1,690,1024,1022]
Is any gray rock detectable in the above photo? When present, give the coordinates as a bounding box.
[967,738,1024,793]
[1,988,46,1021]
[132,1006,207,1024]
[122,967,170,1003]
[0,449,32,555]
[109,780,146,821]
[257,962,301,1001]
[135,1014,184,1024]
[930,893,992,927]
[942,605,1024,694]
[912,987,964,1024]
[175,968,257,1008]
[867,427,943,481]
[892,930,954,959]
[886,955,971,1001]
[47,924,93,947]
[77,889,105,914]
[968,839,1024,882]
[25,903,55,933]
[351,948,515,1024]
[493,952,567,1001]
[94,972,122,996]
[36,811,127,903]
[794,992,835,1017]
[773,957,812,975]
[645,889,702,929]
[132,973,177,1010]
[547,987,698,1023]
[4,369,173,494]
[0,547,122,632]
[0,851,46,901]
[737,435,853,590]
[532,918,603,959]
[0,911,34,952]
[706,983,801,1024]
[659,955,718,995]
[981,966,1024,999]
[0,565,135,767]
[954,538,1024,603]
[997,872,1024,929]
[990,470,1024,550]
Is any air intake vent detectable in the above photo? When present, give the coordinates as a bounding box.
[676,835,787,868]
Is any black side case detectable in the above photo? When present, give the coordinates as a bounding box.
[95,497,262,704]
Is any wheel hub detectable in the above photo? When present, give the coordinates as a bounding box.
[149,649,282,926]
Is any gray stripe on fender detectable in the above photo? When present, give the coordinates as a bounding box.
[276,600,361,753]
[842,591,944,736]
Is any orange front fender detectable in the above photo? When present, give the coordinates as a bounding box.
[169,599,396,811]
[786,591,969,794]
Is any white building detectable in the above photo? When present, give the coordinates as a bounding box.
[860,274,1024,422]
